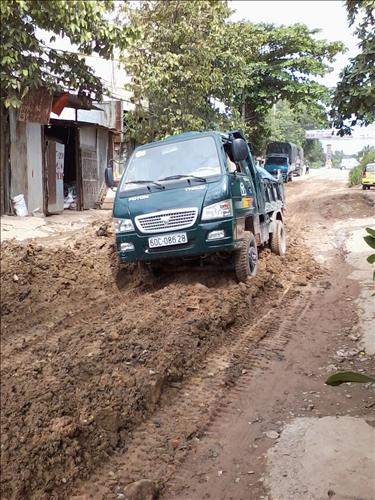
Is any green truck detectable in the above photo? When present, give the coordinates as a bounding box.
[105,130,286,282]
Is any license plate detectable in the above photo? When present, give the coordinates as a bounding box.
[148,232,188,248]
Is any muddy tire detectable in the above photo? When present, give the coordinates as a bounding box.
[270,219,286,256]
[138,262,162,279]
[234,232,258,282]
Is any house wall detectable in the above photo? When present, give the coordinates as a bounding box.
[26,123,44,213]
[97,128,108,184]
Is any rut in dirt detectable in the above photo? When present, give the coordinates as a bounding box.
[1,216,317,499]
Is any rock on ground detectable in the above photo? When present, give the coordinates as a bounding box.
[123,479,158,500]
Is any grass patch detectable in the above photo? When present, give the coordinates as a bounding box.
[349,165,362,187]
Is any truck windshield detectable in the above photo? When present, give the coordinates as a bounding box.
[365,163,375,172]
[266,157,288,166]
[120,136,221,192]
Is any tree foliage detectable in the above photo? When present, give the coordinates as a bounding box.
[217,21,344,152]
[304,139,325,168]
[331,0,375,133]
[124,0,231,144]
[0,0,135,108]
[331,150,344,168]
[264,100,328,150]
[124,1,344,151]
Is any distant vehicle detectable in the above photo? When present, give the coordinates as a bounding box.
[362,163,375,190]
[105,129,286,282]
[264,142,298,182]
[340,158,359,170]
[296,146,304,176]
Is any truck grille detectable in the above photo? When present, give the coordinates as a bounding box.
[135,208,198,234]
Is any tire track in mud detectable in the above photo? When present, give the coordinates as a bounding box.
[72,285,310,499]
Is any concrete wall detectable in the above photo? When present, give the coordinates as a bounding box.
[26,123,44,213]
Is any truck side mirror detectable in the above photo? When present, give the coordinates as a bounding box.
[105,166,114,188]
[231,138,248,162]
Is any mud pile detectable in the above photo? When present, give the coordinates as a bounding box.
[0,220,319,498]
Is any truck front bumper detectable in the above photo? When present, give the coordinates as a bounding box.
[116,219,237,263]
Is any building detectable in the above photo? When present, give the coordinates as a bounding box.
[1,91,123,216]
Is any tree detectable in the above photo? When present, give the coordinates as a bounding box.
[331,0,375,134]
[124,0,231,144]
[304,139,325,168]
[265,100,306,146]
[218,22,344,152]
[332,150,344,168]
[124,2,344,149]
[0,0,135,108]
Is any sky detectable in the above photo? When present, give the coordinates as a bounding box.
[229,0,359,88]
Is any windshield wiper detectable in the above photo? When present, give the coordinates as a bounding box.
[158,174,206,182]
[125,180,164,190]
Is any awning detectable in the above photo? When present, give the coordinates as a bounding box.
[52,93,101,115]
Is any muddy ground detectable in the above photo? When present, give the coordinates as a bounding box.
[1,169,374,499]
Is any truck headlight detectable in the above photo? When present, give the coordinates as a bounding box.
[114,218,134,233]
[202,200,233,221]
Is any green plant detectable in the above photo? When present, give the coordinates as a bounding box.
[331,0,375,133]
[124,1,344,149]
[349,148,375,186]
[326,371,375,386]
[0,0,135,108]
[349,165,363,186]
[364,227,375,280]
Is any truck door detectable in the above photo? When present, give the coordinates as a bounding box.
[228,158,255,217]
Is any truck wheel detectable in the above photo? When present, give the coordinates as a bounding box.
[139,262,162,278]
[235,232,258,282]
[270,220,286,256]
[362,185,366,190]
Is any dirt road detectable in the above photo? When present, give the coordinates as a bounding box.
[1,169,374,499]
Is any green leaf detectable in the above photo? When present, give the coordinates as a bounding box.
[326,371,375,386]
[365,227,375,238]
[364,235,375,250]
[367,254,375,264]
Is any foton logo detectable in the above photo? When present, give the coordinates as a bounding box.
[160,215,170,225]
[185,185,205,191]
[129,195,149,201]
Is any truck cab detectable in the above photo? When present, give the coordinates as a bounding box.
[105,130,286,282]
[264,154,291,182]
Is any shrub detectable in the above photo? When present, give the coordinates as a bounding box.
[348,165,362,186]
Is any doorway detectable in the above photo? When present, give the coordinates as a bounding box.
[44,123,80,213]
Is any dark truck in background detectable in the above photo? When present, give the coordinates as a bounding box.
[105,130,287,282]
[264,142,304,181]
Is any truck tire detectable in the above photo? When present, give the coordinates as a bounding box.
[235,232,258,282]
[270,219,286,256]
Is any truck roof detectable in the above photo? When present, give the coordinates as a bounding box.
[133,130,249,152]
[135,131,225,151]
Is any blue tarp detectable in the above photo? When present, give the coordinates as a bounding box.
[256,166,279,182]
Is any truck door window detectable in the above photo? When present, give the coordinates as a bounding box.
[226,154,237,174]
